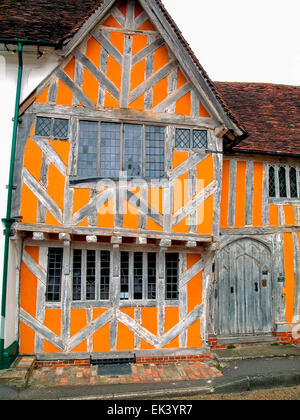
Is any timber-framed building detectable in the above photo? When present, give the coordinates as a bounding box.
[0,0,299,366]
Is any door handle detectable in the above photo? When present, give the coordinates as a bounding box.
[255,282,258,292]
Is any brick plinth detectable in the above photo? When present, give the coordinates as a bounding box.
[274,331,300,344]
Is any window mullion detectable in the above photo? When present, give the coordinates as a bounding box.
[296,169,300,198]
[81,249,87,301]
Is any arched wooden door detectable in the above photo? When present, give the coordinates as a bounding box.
[212,238,273,337]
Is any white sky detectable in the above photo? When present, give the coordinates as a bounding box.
[163,0,300,86]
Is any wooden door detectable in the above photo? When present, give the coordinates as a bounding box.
[212,238,273,337]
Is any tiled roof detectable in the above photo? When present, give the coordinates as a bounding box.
[0,0,103,43]
[215,82,300,156]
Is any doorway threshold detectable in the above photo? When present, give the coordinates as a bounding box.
[217,334,275,346]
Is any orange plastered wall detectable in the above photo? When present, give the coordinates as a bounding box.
[186,254,203,348]
[283,233,296,323]
[30,2,211,119]
[19,246,39,354]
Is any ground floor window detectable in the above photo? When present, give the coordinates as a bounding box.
[45,247,180,304]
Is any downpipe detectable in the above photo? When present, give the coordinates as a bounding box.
[0,42,23,369]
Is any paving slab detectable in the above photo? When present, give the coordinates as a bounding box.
[213,344,300,362]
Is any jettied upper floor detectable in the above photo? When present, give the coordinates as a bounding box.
[12,0,246,244]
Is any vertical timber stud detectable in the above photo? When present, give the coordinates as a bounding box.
[0,42,23,369]
[110,244,120,350]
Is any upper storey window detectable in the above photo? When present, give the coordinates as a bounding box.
[268,165,299,199]
[175,128,208,150]
[35,116,69,139]
[77,121,165,180]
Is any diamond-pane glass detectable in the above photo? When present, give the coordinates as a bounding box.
[279,167,287,198]
[269,167,276,198]
[193,130,208,149]
[36,117,52,137]
[175,128,190,149]
[53,118,69,138]
[289,167,298,198]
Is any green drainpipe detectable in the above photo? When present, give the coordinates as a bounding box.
[0,42,23,370]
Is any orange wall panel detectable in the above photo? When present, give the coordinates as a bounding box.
[234,161,247,227]
[141,307,157,350]
[86,37,101,68]
[175,92,191,116]
[19,321,35,355]
[269,205,279,226]
[117,308,135,351]
[163,307,179,349]
[49,140,70,167]
[252,162,263,226]
[82,67,99,105]
[197,194,214,235]
[284,205,295,226]
[187,319,202,348]
[47,163,65,211]
[92,308,110,352]
[20,261,38,319]
[43,309,62,353]
[70,309,88,352]
[283,233,296,323]
[56,79,73,106]
[220,160,230,228]
[23,138,43,182]
[20,183,38,223]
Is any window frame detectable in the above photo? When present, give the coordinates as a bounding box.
[35,116,70,140]
[268,164,300,201]
[120,250,158,302]
[174,127,208,151]
[71,248,111,303]
[76,120,166,180]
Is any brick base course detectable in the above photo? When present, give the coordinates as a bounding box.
[34,354,211,369]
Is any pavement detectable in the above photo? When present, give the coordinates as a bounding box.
[0,343,300,400]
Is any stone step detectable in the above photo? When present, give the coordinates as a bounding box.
[0,356,36,388]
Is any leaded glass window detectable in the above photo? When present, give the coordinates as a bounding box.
[53,118,69,138]
[193,130,208,149]
[100,122,121,178]
[36,116,69,139]
[100,251,110,300]
[289,167,298,198]
[269,167,276,198]
[147,253,157,299]
[86,250,96,300]
[145,126,165,179]
[72,249,82,301]
[120,252,129,300]
[123,124,143,178]
[46,248,63,302]
[36,117,52,137]
[279,167,287,198]
[165,253,179,300]
[133,252,143,300]
[175,128,190,149]
[72,249,110,302]
[77,121,98,178]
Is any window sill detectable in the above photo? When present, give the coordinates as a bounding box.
[69,176,168,185]
[268,198,300,205]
